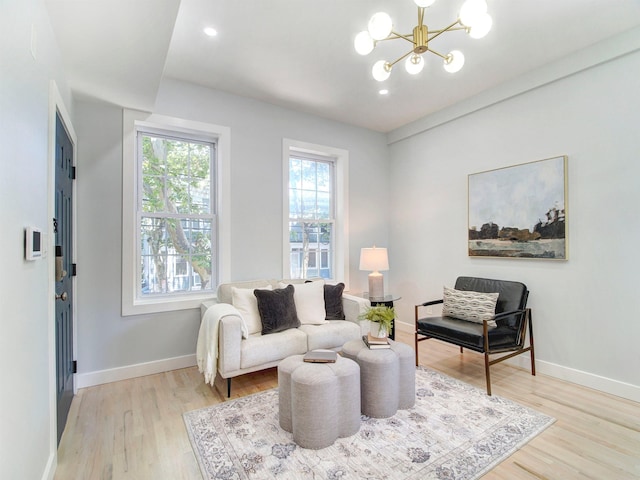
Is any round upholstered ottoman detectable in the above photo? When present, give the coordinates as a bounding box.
[342,339,415,418]
[278,354,361,449]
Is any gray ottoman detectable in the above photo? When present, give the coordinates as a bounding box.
[342,339,415,418]
[278,354,361,449]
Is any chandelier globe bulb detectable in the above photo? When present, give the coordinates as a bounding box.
[354,31,375,55]
[354,0,491,81]
[368,12,393,40]
[459,0,487,28]
[372,60,392,81]
[468,13,492,39]
[405,54,425,75]
[443,50,465,73]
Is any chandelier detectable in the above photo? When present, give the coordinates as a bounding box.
[354,0,492,81]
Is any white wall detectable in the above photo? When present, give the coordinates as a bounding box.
[0,0,73,478]
[74,78,390,381]
[388,34,640,400]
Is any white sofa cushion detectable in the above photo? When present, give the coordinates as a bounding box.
[240,328,307,369]
[299,320,361,351]
[231,285,272,335]
[280,280,327,325]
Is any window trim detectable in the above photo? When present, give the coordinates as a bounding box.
[122,110,230,315]
[282,138,349,287]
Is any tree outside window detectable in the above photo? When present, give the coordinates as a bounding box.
[138,132,216,296]
[288,155,334,279]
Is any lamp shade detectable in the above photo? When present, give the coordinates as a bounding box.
[359,247,389,272]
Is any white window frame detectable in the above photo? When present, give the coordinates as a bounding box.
[122,110,230,315]
[282,138,349,287]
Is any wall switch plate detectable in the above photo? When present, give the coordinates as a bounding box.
[25,226,42,260]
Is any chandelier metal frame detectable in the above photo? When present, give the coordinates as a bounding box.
[355,0,492,81]
[379,7,467,69]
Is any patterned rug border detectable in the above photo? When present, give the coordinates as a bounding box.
[184,367,555,480]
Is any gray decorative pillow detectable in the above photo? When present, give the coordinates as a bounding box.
[442,286,499,326]
[254,284,300,335]
[324,283,345,320]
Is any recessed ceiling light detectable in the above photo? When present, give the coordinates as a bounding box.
[203,27,218,37]
[379,89,389,95]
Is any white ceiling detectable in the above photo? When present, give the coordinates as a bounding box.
[45,0,640,133]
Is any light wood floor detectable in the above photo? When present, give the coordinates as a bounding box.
[55,331,640,479]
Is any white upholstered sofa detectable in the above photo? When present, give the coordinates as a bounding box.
[196,278,370,396]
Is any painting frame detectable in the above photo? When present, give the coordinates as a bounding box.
[468,155,568,260]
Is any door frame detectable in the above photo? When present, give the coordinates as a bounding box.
[47,81,77,463]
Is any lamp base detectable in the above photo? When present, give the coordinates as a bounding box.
[368,272,384,300]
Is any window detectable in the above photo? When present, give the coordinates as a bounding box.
[123,111,230,315]
[138,132,215,296]
[283,139,349,285]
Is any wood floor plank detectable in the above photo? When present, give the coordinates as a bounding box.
[54,333,640,479]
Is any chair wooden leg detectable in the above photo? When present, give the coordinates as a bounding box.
[484,352,492,396]
[528,308,536,376]
[530,348,536,376]
[482,319,492,395]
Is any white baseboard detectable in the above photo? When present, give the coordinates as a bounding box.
[76,324,640,404]
[398,320,640,403]
[75,354,197,389]
[395,320,414,335]
[508,355,640,403]
[41,451,56,480]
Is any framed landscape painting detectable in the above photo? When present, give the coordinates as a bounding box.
[468,156,568,259]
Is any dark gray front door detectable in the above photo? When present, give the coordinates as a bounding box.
[55,112,74,444]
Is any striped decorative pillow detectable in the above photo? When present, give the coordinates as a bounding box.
[442,286,499,326]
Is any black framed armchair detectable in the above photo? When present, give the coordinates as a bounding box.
[415,276,535,395]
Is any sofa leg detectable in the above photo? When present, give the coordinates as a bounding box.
[227,378,231,398]
[484,353,492,396]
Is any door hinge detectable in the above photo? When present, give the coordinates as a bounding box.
[72,263,77,276]
[72,360,77,374]
[72,166,76,180]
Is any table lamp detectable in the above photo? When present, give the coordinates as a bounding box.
[359,246,389,300]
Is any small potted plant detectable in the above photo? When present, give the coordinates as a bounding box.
[360,305,395,338]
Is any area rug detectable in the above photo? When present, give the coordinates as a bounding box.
[184,367,554,480]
